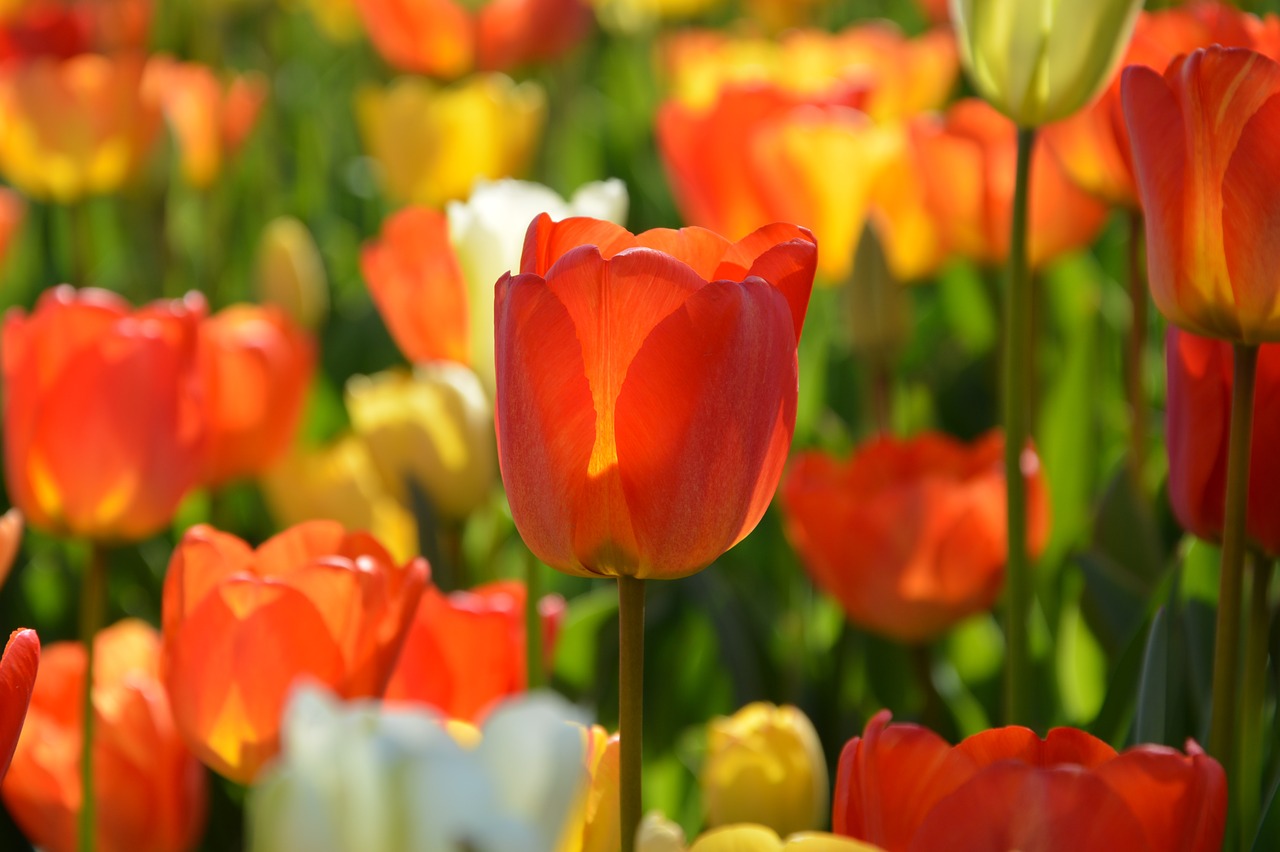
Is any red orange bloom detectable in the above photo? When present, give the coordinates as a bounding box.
[834,711,1225,852]
[1123,46,1280,343]
[356,0,590,79]
[496,216,815,579]
[161,520,428,782]
[0,507,21,590]
[384,580,565,720]
[3,620,204,852]
[0,627,38,784]
[781,432,1049,644]
[0,0,150,59]
[1166,327,1280,556]
[3,287,206,542]
[200,304,315,487]
[0,186,21,267]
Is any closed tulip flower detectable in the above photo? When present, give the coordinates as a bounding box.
[4,620,205,852]
[161,520,428,782]
[356,73,545,207]
[384,579,566,720]
[496,215,816,579]
[781,432,1049,644]
[0,627,39,785]
[255,216,330,330]
[951,0,1143,127]
[1124,46,1280,343]
[834,711,1225,852]
[702,703,827,838]
[3,287,206,543]
[201,304,315,487]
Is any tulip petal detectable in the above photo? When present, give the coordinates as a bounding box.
[256,519,349,579]
[0,628,39,782]
[1222,91,1280,334]
[1095,746,1226,852]
[955,725,1116,770]
[163,524,255,634]
[520,213,635,276]
[634,227,734,280]
[716,224,817,342]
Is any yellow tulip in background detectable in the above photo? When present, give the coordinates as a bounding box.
[701,703,828,838]
[949,0,1142,126]
[638,817,886,852]
[254,215,330,330]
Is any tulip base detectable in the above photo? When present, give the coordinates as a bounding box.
[618,575,645,852]
[79,543,109,852]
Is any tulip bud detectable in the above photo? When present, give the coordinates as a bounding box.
[254,216,330,331]
[950,0,1143,126]
[702,703,828,838]
[0,627,38,786]
[346,363,496,521]
[638,812,688,852]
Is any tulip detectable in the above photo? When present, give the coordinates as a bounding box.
[356,73,545,207]
[0,53,160,202]
[248,687,587,852]
[567,725,621,852]
[201,304,315,487]
[497,215,815,580]
[361,179,627,382]
[384,579,566,720]
[638,817,886,852]
[781,431,1050,644]
[950,0,1143,128]
[0,507,21,589]
[255,215,330,331]
[161,520,429,782]
[0,0,150,58]
[834,710,1225,852]
[702,703,827,838]
[3,286,206,543]
[3,620,204,852]
[0,186,24,266]
[0,627,39,784]
[144,57,267,188]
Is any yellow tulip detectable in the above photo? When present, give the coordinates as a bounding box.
[356,73,545,207]
[689,826,885,852]
[950,0,1142,126]
[591,0,726,31]
[559,725,621,852]
[702,703,827,838]
[254,216,330,331]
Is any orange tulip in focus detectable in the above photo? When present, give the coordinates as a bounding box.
[161,520,428,782]
[0,186,22,268]
[384,580,565,721]
[834,711,1225,852]
[3,286,206,543]
[496,216,815,579]
[0,54,160,202]
[780,431,1049,644]
[3,620,204,852]
[356,0,590,79]
[1123,46,1280,343]
[144,57,268,188]
[200,304,315,487]
[0,627,39,785]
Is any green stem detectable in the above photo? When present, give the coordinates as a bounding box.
[79,543,109,852]
[1003,126,1036,727]
[618,576,645,852]
[1209,343,1259,773]
[1238,554,1272,849]
[1125,211,1148,486]
[525,550,544,691]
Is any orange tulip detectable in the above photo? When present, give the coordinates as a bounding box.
[199,304,315,487]
[3,620,204,852]
[1045,2,1280,207]
[0,185,22,267]
[3,286,206,542]
[161,520,428,782]
[1123,46,1280,343]
[144,57,267,188]
[834,711,1226,852]
[0,627,39,784]
[356,0,590,79]
[0,53,160,202]
[383,579,565,721]
[780,431,1049,644]
[496,216,815,579]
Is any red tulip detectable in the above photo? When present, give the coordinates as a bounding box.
[1165,327,1280,555]
[0,627,39,784]
[496,216,814,579]
[383,579,565,720]
[3,620,204,852]
[200,304,315,487]
[3,286,206,542]
[781,431,1049,644]
[834,711,1225,852]
[0,0,150,60]
[161,520,429,782]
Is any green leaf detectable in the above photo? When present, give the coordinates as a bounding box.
[1132,606,1171,745]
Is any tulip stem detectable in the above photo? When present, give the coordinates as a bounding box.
[78,543,108,852]
[1125,211,1148,486]
[1002,126,1037,727]
[525,550,544,690]
[1239,553,1272,849]
[1209,344,1259,774]
[618,575,645,852]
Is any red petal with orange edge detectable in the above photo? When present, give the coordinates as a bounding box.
[1223,90,1280,336]
[955,725,1116,770]
[633,227,733,280]
[163,524,255,636]
[255,519,350,576]
[0,628,39,782]
[520,213,635,276]
[1096,746,1226,852]
[726,224,817,341]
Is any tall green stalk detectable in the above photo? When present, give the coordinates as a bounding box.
[1239,554,1272,849]
[618,576,645,852]
[79,544,109,852]
[525,550,544,690]
[1003,126,1037,726]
